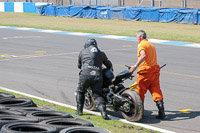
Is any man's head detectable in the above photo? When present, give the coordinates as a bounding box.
[136,30,147,43]
[84,38,97,48]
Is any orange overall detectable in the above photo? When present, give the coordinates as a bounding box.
[136,39,163,102]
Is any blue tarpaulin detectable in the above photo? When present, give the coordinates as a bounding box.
[174,9,198,24]
[96,7,112,19]
[36,5,49,16]
[44,5,56,16]
[69,6,83,17]
[83,6,97,18]
[56,5,71,17]
[141,8,160,22]
[110,7,125,20]
[159,8,179,22]
[124,7,141,21]
[34,4,200,25]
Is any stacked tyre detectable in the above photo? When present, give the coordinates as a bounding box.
[0,92,111,133]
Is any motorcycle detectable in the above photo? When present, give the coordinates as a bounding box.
[84,66,144,122]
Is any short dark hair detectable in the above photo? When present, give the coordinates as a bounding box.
[136,30,147,39]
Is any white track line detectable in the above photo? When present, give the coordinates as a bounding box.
[0,86,176,133]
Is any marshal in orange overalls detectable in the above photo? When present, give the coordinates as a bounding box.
[136,39,163,102]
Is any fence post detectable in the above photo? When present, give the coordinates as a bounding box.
[118,0,121,6]
[123,0,125,6]
[80,0,83,5]
[69,0,72,5]
[151,0,154,7]
[184,0,187,8]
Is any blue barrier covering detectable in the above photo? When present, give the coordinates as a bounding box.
[45,4,56,16]
[35,5,200,24]
[96,7,112,19]
[5,2,14,12]
[141,8,160,22]
[175,9,198,24]
[124,7,141,21]
[3,2,199,25]
[110,7,125,20]
[159,8,198,24]
[56,5,71,17]
[83,6,97,18]
[159,8,179,22]
[36,5,48,16]
[23,3,35,13]
[69,6,83,17]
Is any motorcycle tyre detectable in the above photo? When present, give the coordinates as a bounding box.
[1,122,57,133]
[40,118,94,131]
[59,126,111,133]
[0,115,38,129]
[84,91,96,111]
[0,98,36,108]
[121,90,143,122]
[26,110,72,122]
[0,92,15,100]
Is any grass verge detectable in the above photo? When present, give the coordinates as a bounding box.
[0,89,159,133]
[0,12,200,43]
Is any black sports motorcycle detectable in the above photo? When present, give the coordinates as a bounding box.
[84,67,144,122]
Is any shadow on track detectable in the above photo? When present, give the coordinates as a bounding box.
[96,109,200,124]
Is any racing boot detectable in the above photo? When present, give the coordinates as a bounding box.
[98,104,110,120]
[74,92,85,115]
[74,104,83,115]
[156,100,166,119]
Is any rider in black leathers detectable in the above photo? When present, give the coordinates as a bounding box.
[75,38,113,120]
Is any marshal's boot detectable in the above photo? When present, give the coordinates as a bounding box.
[156,100,166,119]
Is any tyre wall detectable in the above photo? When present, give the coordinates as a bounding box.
[0,92,111,133]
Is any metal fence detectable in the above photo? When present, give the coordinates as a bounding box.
[1,0,200,9]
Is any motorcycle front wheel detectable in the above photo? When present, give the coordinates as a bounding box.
[121,90,144,122]
[84,91,96,111]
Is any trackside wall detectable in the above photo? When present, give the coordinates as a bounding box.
[0,2,199,25]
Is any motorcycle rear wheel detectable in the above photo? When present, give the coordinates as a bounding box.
[121,90,143,122]
[84,91,96,111]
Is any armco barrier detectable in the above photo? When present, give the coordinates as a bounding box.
[141,8,160,22]
[56,5,71,17]
[124,7,141,21]
[1,2,200,25]
[83,6,97,19]
[110,7,125,20]
[159,8,199,24]
[96,6,112,19]
[0,3,4,12]
[174,9,198,24]
[5,2,14,12]
[44,4,56,16]
[69,6,83,18]
[159,8,180,23]
[0,2,49,13]
[36,4,49,15]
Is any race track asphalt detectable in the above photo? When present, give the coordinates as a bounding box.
[0,28,199,133]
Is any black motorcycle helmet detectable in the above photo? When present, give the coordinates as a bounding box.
[102,68,114,88]
[84,38,97,48]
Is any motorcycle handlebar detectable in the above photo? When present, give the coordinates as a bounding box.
[125,65,131,70]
